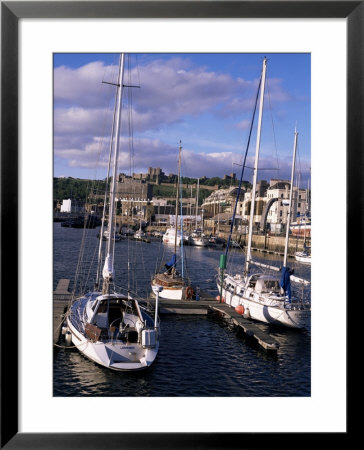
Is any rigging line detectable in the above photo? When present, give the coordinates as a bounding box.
[96,77,119,289]
[127,57,135,177]
[225,74,262,257]
[73,62,120,297]
[83,239,99,292]
[135,54,141,94]
[266,78,280,175]
[126,65,147,295]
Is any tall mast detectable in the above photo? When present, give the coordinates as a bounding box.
[102,53,125,293]
[195,178,200,229]
[283,128,298,267]
[245,57,267,275]
[173,141,182,275]
[179,142,184,279]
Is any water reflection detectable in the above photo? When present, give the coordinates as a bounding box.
[53,224,310,397]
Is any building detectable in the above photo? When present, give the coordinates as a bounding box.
[202,178,310,234]
[264,179,308,232]
[60,199,72,213]
[117,174,153,218]
[202,186,246,217]
[132,167,166,184]
[60,198,84,214]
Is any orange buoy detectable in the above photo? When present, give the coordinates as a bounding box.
[235,305,245,315]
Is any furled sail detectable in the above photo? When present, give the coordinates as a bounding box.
[280,266,293,301]
[164,254,176,273]
[102,254,114,281]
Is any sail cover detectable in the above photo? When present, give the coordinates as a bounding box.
[102,254,114,280]
[165,254,176,270]
[280,267,292,301]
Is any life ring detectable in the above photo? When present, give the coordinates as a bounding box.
[186,286,194,299]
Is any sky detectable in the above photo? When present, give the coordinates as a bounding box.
[53,53,311,186]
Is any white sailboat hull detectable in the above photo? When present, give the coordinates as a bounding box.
[215,60,311,331]
[163,237,181,245]
[67,295,159,371]
[295,252,311,264]
[217,275,310,329]
[154,287,183,300]
[190,237,208,247]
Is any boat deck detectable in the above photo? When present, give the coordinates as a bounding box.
[53,279,279,352]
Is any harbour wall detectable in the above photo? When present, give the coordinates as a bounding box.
[145,224,309,256]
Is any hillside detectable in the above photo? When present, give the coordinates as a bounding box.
[53,176,250,204]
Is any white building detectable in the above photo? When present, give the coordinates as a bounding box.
[60,199,72,213]
[202,178,310,232]
[266,180,308,228]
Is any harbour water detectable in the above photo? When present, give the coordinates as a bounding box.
[53,223,311,397]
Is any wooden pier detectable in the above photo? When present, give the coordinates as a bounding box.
[53,279,73,344]
[143,295,279,352]
[53,279,279,352]
[208,303,280,351]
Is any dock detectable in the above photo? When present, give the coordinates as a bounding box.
[208,303,280,351]
[143,292,279,352]
[53,279,73,344]
[53,279,279,352]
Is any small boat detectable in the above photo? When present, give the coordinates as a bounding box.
[152,141,194,300]
[134,220,150,242]
[66,54,159,370]
[162,227,182,245]
[217,58,310,329]
[134,229,146,240]
[208,236,226,249]
[189,229,209,247]
[295,245,311,264]
[290,217,311,237]
[121,225,135,236]
[98,230,122,241]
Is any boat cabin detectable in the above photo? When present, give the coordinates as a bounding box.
[248,274,281,294]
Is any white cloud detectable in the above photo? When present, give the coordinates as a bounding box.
[54,56,299,180]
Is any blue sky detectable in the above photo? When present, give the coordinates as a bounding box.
[53,53,310,185]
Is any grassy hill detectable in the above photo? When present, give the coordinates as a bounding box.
[54,176,249,205]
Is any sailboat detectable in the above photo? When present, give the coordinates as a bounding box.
[217,58,311,329]
[189,229,208,247]
[134,219,149,242]
[295,247,311,264]
[66,54,159,370]
[189,178,208,247]
[295,182,311,264]
[151,141,194,300]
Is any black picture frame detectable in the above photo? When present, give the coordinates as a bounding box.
[1,1,358,448]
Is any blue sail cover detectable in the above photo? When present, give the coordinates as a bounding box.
[165,254,176,269]
[280,267,292,301]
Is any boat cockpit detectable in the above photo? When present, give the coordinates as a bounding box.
[248,274,281,294]
[86,296,144,343]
